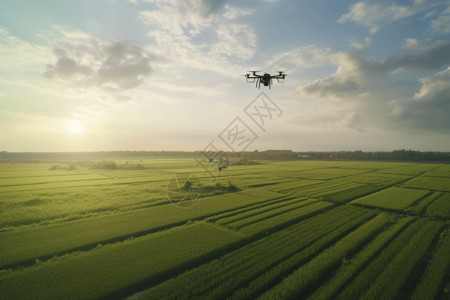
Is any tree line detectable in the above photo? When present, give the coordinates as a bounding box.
[0,149,449,162]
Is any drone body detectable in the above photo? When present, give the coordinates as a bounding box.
[244,71,286,89]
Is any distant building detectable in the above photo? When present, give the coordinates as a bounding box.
[298,154,312,159]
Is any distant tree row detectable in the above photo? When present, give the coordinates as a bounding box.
[0,149,449,163]
[240,149,450,162]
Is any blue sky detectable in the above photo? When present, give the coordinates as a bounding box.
[1,0,450,152]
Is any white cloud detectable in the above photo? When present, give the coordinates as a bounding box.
[404,38,422,50]
[265,45,336,72]
[140,0,228,35]
[351,37,372,49]
[212,24,257,60]
[403,37,448,53]
[431,5,450,35]
[339,0,436,33]
[138,1,257,75]
[0,27,53,73]
[223,5,254,20]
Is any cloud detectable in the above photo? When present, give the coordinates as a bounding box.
[301,41,450,99]
[351,37,372,50]
[339,0,436,33]
[391,67,450,131]
[212,24,257,60]
[431,5,450,35]
[140,0,228,35]
[404,38,431,51]
[0,27,53,72]
[385,41,450,72]
[300,52,383,99]
[298,42,450,134]
[139,0,257,75]
[223,5,254,20]
[97,43,152,90]
[265,46,335,72]
[44,29,153,93]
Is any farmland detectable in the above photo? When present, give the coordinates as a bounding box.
[0,157,449,299]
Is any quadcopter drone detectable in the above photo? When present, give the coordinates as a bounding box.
[243,71,286,89]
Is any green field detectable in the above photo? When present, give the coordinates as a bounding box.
[0,158,449,299]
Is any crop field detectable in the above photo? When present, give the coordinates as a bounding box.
[0,157,449,299]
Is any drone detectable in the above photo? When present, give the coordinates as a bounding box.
[243,71,286,89]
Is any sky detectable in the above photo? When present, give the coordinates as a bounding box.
[1,0,450,152]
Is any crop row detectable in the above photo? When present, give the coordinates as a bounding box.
[240,177,297,188]
[308,216,413,300]
[0,223,242,299]
[344,172,410,186]
[402,176,450,192]
[325,184,381,203]
[215,197,310,225]
[410,229,450,300]
[259,213,391,299]
[218,173,289,187]
[0,181,171,228]
[295,180,362,198]
[290,168,371,180]
[222,198,318,229]
[0,174,172,193]
[335,218,431,299]
[411,191,442,215]
[205,194,294,223]
[423,164,450,177]
[379,163,438,175]
[0,189,281,269]
[424,192,450,218]
[359,220,443,299]
[0,173,109,187]
[136,206,375,299]
[239,201,334,236]
[261,179,324,193]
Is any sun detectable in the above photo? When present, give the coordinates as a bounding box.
[66,120,85,135]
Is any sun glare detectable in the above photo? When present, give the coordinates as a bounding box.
[66,120,85,135]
